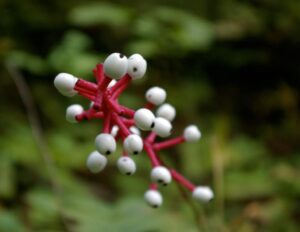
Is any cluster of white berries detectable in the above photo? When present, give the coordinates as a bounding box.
[54,52,213,208]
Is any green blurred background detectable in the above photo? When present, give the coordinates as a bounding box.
[1,0,300,231]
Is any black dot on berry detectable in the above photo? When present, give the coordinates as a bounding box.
[119,54,124,58]
[133,67,138,72]
[106,151,111,155]
[133,151,138,155]
[150,122,155,128]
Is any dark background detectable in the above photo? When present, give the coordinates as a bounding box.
[0,0,300,231]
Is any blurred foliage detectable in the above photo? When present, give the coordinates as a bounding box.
[1,0,300,231]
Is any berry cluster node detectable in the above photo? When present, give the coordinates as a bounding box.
[54,53,213,208]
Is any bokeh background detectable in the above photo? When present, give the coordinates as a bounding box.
[1,0,300,231]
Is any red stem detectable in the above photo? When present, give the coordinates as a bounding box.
[99,76,112,91]
[77,91,95,101]
[94,112,104,119]
[111,113,130,137]
[120,106,135,118]
[110,74,131,93]
[144,143,160,167]
[144,102,155,110]
[112,82,129,100]
[122,118,135,127]
[94,64,104,83]
[170,169,195,192]
[146,132,157,144]
[74,85,95,96]
[106,97,123,115]
[153,136,185,151]
[149,183,158,190]
[102,113,112,133]
[75,79,98,93]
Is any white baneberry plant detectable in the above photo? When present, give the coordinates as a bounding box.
[54,53,213,208]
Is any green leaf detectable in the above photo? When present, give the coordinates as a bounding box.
[225,169,275,200]
[69,3,132,27]
[1,125,40,165]
[224,136,269,169]
[6,51,47,75]
[47,31,101,77]
[26,188,61,230]
[0,211,24,232]
[0,157,15,199]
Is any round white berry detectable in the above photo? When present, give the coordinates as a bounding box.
[129,126,141,136]
[127,54,147,80]
[123,134,143,155]
[103,53,128,80]
[156,103,176,122]
[107,79,117,89]
[192,186,214,202]
[151,166,172,186]
[89,101,95,108]
[110,125,119,137]
[152,117,172,138]
[117,156,136,175]
[54,73,78,97]
[134,108,155,131]
[95,133,117,155]
[183,125,201,142]
[86,151,107,173]
[65,104,84,123]
[145,87,166,105]
[144,190,163,208]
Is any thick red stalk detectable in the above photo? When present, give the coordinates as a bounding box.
[153,136,185,151]
[76,79,98,93]
[144,102,155,110]
[106,97,123,115]
[119,106,135,117]
[102,112,111,133]
[144,143,160,167]
[149,183,158,190]
[99,76,112,91]
[110,74,131,93]
[170,169,195,192]
[94,64,104,83]
[145,132,157,144]
[111,113,130,137]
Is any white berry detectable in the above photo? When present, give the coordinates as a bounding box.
[152,117,172,138]
[144,190,163,208]
[156,103,176,122]
[54,73,78,97]
[127,54,147,80]
[110,125,119,137]
[183,125,201,142]
[123,134,143,155]
[86,151,107,173]
[151,166,172,186]
[95,133,117,155]
[65,104,83,123]
[134,108,155,131]
[192,186,214,202]
[107,79,117,88]
[145,87,166,105]
[129,126,141,136]
[117,157,136,175]
[103,53,128,80]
